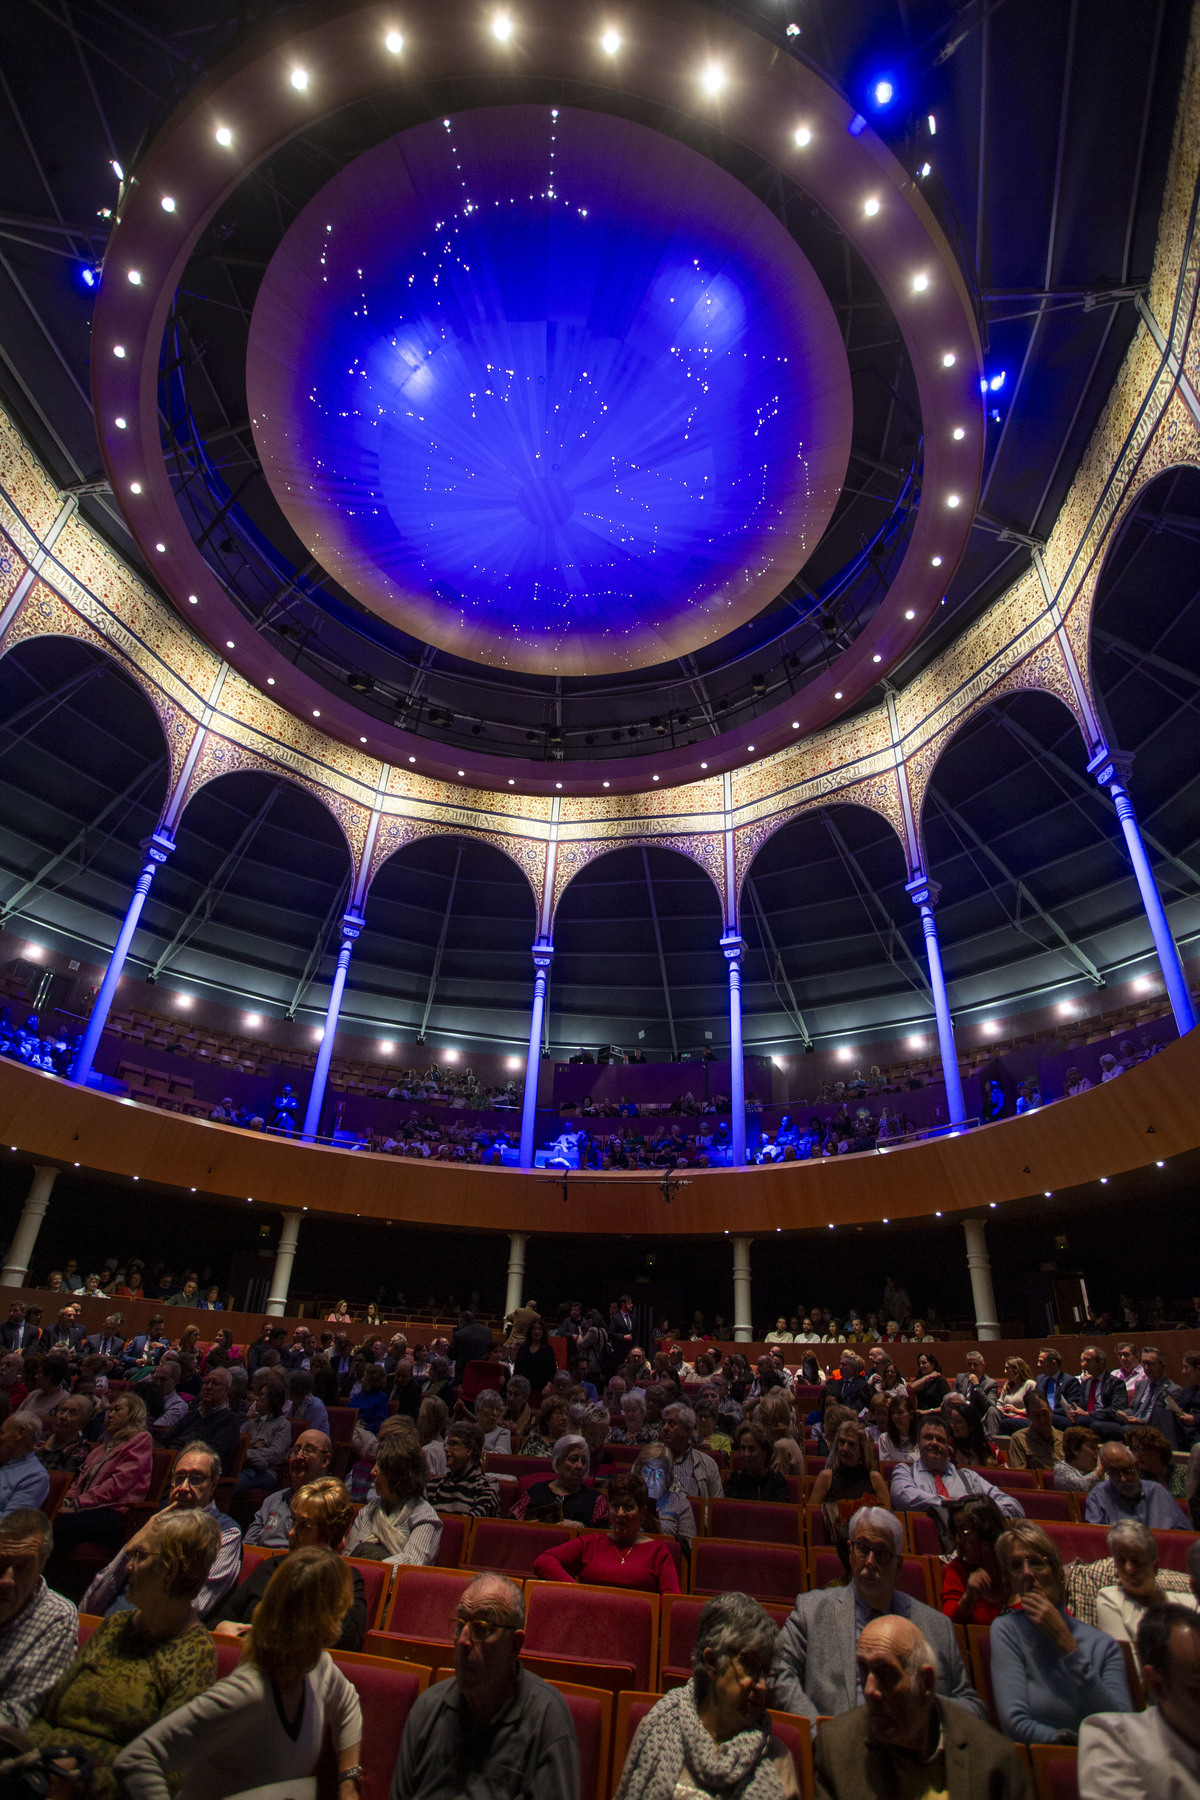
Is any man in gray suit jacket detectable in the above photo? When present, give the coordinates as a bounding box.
[814,1615,1030,1800]
[771,1507,988,1725]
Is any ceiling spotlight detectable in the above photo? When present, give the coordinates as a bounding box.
[111,160,124,180]
[226,639,234,648]
[700,761,708,769]
[989,371,1007,391]
[904,608,915,620]
[872,653,882,663]
[947,493,961,508]
[215,127,233,146]
[312,710,320,718]
[601,28,621,53]
[942,351,956,367]
[747,744,755,752]
[508,777,514,785]
[290,67,309,89]
[794,125,812,147]
[129,481,141,494]
[699,62,726,95]
[1044,1191,1052,1198]
[982,1020,998,1035]
[360,736,367,744]
[161,195,176,212]
[458,769,465,777]
[154,542,166,553]
[834,690,843,699]
[792,720,800,729]
[931,556,943,567]
[555,781,562,789]
[928,113,937,134]
[408,755,416,763]
[385,31,404,52]
[603,780,610,787]
[871,76,895,107]
[1157,1160,1165,1168]
[127,269,141,285]
[187,595,197,605]
[113,345,125,358]
[919,161,931,177]
[115,417,126,429]
[492,13,513,39]
[266,676,274,684]
[1100,1177,1108,1184]
[953,426,965,440]
[912,272,929,292]
[379,1039,395,1053]
[863,196,881,216]
[652,774,659,781]
[244,1013,262,1028]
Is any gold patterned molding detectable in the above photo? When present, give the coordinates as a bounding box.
[0,10,1198,939]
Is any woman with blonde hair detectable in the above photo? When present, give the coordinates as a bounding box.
[115,1547,363,1800]
[808,1419,891,1510]
[997,1356,1037,1419]
[755,1387,804,1475]
[51,1389,153,1556]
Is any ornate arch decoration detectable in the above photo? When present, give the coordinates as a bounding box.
[175,730,362,871]
[365,818,544,915]
[549,830,726,933]
[734,775,911,913]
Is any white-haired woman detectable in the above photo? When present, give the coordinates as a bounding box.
[1096,1519,1200,1673]
[615,1591,798,1798]
[610,1391,657,1445]
[631,1443,695,1541]
[513,1435,607,1526]
[473,1389,511,1455]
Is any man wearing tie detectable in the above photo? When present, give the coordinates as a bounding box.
[83,1311,127,1360]
[1062,1345,1128,1442]
[1035,1347,1083,1429]
[0,1304,39,1354]
[890,1419,1025,1517]
[1114,1346,1182,1446]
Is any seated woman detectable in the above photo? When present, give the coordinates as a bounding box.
[631,1443,695,1541]
[514,1434,606,1525]
[755,1389,804,1475]
[531,1473,681,1594]
[990,1520,1132,1743]
[808,1420,890,1511]
[693,1399,731,1460]
[616,1592,799,1799]
[51,1391,153,1556]
[343,1434,442,1565]
[473,1389,512,1455]
[940,1495,1010,1626]
[909,1351,950,1412]
[731,1415,794,1498]
[869,1358,909,1401]
[417,1395,449,1481]
[426,1422,500,1518]
[942,1397,997,1469]
[114,1547,362,1800]
[28,1510,219,1798]
[997,1356,1037,1421]
[521,1394,572,1459]
[502,1375,533,1444]
[1052,1425,1103,1494]
[1095,1519,1200,1673]
[37,1394,95,1477]
[234,1380,290,1496]
[350,1364,389,1433]
[212,1477,368,1652]
[878,1393,922,1464]
[609,1391,657,1445]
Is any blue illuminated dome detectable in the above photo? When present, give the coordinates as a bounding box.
[248,106,852,676]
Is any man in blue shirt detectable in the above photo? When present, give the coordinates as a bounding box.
[0,1416,48,1517]
[1036,1348,1082,1429]
[1085,1441,1188,1527]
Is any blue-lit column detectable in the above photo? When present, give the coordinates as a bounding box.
[722,932,746,1165]
[905,875,966,1125]
[301,911,365,1141]
[1091,750,1197,1036]
[71,830,175,1085]
[518,941,554,1169]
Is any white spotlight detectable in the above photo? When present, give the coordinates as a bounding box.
[931,556,942,567]
[385,31,404,52]
[953,427,965,440]
[215,127,233,147]
[492,13,513,39]
[699,62,726,95]
[794,125,812,147]
[947,493,961,508]
[863,196,881,216]
[912,272,929,292]
[161,196,176,213]
[601,28,621,53]
[942,351,956,367]
[290,67,309,89]
[904,608,915,620]
[443,1048,459,1063]
[114,417,126,429]
[379,1039,395,1053]
[244,1013,262,1028]
[127,269,141,285]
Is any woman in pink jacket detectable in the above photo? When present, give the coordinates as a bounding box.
[51,1390,154,1555]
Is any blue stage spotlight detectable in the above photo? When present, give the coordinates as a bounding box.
[869,74,896,110]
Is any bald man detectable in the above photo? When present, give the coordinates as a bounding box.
[814,1616,1031,1800]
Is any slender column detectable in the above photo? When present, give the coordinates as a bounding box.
[519,942,554,1168]
[0,1165,58,1287]
[721,933,746,1165]
[905,877,966,1125]
[265,1212,302,1316]
[1091,750,1197,1036]
[732,1237,753,1342]
[505,1232,528,1317]
[301,912,365,1140]
[963,1217,1001,1340]
[70,831,175,1085]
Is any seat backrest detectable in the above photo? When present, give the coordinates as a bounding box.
[461,1361,499,1403]
[660,1595,792,1684]
[76,1613,102,1645]
[807,1547,930,1605]
[1042,1521,1112,1565]
[966,1623,997,1726]
[331,1654,429,1800]
[467,1519,580,1577]
[1029,1744,1080,1800]
[43,1469,73,1520]
[487,1455,554,1479]
[543,1681,612,1800]
[326,1406,357,1446]
[1151,1529,1199,1572]
[145,1446,175,1506]
[214,1635,243,1679]
[525,1582,657,1689]
[904,1512,942,1555]
[612,1691,659,1793]
[239,1544,282,1585]
[708,1500,800,1546]
[1019,1492,1077,1522]
[434,1513,469,1567]
[691,1539,804,1607]
[384,1565,475,1638]
[990,1468,1039,1489]
[346,1557,390,1629]
[766,1711,813,1797]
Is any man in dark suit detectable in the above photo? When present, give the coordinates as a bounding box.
[1035,1346,1083,1428]
[83,1312,127,1359]
[814,1615,1030,1800]
[1062,1344,1128,1441]
[123,1316,170,1369]
[0,1302,40,1353]
[448,1310,493,1382]
[43,1304,84,1352]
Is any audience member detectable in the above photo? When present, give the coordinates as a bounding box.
[1052,1426,1103,1493]
[426,1423,500,1518]
[234,1381,290,1497]
[343,1434,441,1564]
[15,1354,71,1429]
[996,1358,1036,1419]
[114,1547,362,1800]
[449,1310,494,1382]
[51,1390,153,1554]
[36,1395,93,1476]
[658,1404,723,1498]
[1079,1605,1200,1796]
[810,1421,891,1511]
[1085,1441,1189,1527]
[813,1615,1031,1800]
[531,1473,680,1594]
[725,1421,790,1504]
[890,1420,1023,1517]
[989,1520,1132,1743]
[878,1394,921,1464]
[1063,1345,1128,1440]
[1034,1348,1081,1429]
[939,1496,1010,1627]
[160,1366,240,1469]
[616,1593,797,1799]
[942,1398,997,1469]
[244,1430,332,1547]
[392,1573,579,1799]
[0,1508,77,1727]
[212,1478,367,1652]
[522,1394,572,1458]
[0,1413,49,1515]
[630,1443,695,1541]
[1095,1519,1200,1672]
[81,1443,241,1621]
[1005,1394,1063,1472]
[473,1389,511,1454]
[514,1436,606,1525]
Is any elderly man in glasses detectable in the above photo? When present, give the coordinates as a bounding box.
[770,1507,987,1727]
[391,1573,579,1799]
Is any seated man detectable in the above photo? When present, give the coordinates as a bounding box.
[1062,1345,1128,1442]
[392,1572,579,1799]
[211,1476,366,1651]
[244,1429,333,1547]
[771,1507,987,1725]
[890,1419,1024,1517]
[814,1614,1029,1800]
[123,1316,170,1370]
[287,1369,330,1436]
[1080,1604,1200,1796]
[0,1415,49,1516]
[160,1365,241,1468]
[149,1357,189,1438]
[80,1441,241,1620]
[952,1351,1001,1436]
[658,1404,723,1498]
[1035,1347,1083,1430]
[1006,1394,1064,1472]
[0,1508,77,1727]
[1085,1441,1189,1527]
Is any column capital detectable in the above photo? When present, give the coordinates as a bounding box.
[141,829,176,865]
[1087,744,1134,788]
[340,910,367,943]
[531,939,555,972]
[905,873,940,909]
[720,932,744,965]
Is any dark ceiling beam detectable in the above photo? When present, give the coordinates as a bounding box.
[285,871,351,1020]
[743,875,812,1048]
[820,811,932,1001]
[641,847,679,1059]
[417,844,462,1044]
[1093,626,1200,694]
[0,755,163,925]
[147,783,284,980]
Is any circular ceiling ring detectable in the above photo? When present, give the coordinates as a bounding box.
[92,0,984,795]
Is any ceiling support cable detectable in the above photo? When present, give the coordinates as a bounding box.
[641,847,679,1059]
[744,876,812,1048]
[0,666,102,758]
[0,756,164,924]
[820,811,933,1001]
[285,871,351,1020]
[147,782,283,980]
[417,845,462,1043]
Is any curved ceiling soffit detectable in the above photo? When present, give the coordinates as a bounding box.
[733,776,912,920]
[176,732,363,873]
[364,822,544,921]
[89,0,985,789]
[548,835,727,940]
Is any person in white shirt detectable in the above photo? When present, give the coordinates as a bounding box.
[890,1419,1024,1518]
[1079,1604,1200,1797]
[1095,1520,1200,1674]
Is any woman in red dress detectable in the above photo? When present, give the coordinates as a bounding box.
[531,1473,680,1594]
[940,1493,1011,1626]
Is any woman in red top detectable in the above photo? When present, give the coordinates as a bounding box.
[940,1493,1010,1626]
[531,1473,680,1594]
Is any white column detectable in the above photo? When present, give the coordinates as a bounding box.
[71,831,175,1084]
[301,911,365,1140]
[963,1217,1000,1340]
[905,876,966,1124]
[0,1165,58,1287]
[519,942,554,1168]
[505,1232,528,1317]
[732,1236,753,1342]
[265,1212,302,1317]
[722,933,746,1164]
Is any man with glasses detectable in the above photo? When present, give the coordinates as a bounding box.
[391,1573,579,1797]
[81,1441,241,1620]
[1085,1440,1189,1527]
[770,1507,987,1725]
[890,1420,1025,1517]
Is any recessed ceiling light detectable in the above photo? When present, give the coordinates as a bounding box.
[942,351,956,367]
[700,761,708,769]
[215,127,233,147]
[508,778,514,784]
[794,125,812,147]
[601,28,621,53]
[187,594,197,604]
[834,690,843,699]
[129,481,141,493]
[492,13,513,39]
[226,639,234,648]
[863,196,880,216]
[161,196,176,213]
[953,426,965,440]
[652,774,659,781]
[266,676,274,684]
[912,273,929,292]
[154,542,166,553]
[113,345,126,358]
[747,744,755,752]
[947,493,961,507]
[872,653,882,663]
[290,67,309,89]
[699,62,726,95]
[603,780,610,787]
[127,269,141,285]
[931,556,943,567]
[360,736,367,743]
[905,608,915,620]
[312,709,320,717]
[385,31,404,52]
[409,756,415,763]
[555,781,562,789]
[791,720,800,729]
[114,417,126,429]
[458,769,465,776]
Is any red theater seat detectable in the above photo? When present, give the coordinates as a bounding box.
[434,1513,468,1566]
[1029,1745,1080,1800]
[659,1594,792,1690]
[708,1500,801,1546]
[543,1681,612,1800]
[691,1540,803,1607]
[378,1565,476,1665]
[467,1518,582,1578]
[346,1557,390,1629]
[524,1582,658,1691]
[330,1654,429,1800]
